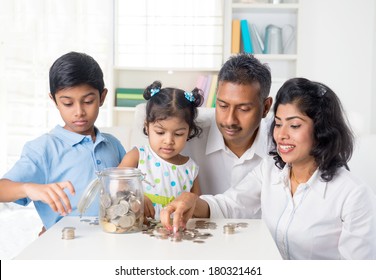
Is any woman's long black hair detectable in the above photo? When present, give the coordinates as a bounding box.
[269,78,354,182]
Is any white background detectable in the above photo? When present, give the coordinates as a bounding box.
[1,0,376,262]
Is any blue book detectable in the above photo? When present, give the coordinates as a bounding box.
[240,19,253,53]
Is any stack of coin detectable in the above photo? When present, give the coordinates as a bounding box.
[223,224,236,234]
[223,222,249,234]
[195,220,217,230]
[62,227,75,240]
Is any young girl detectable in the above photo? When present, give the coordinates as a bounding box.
[119,81,204,220]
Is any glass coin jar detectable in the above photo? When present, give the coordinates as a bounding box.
[78,167,144,234]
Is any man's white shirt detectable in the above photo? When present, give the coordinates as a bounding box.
[183,114,272,196]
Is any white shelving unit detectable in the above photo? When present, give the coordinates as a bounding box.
[224,0,300,98]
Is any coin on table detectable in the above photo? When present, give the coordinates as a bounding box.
[62,227,75,240]
[223,224,235,234]
[153,227,171,236]
[236,222,249,228]
[170,233,183,242]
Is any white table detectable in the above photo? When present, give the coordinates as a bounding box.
[14,216,282,260]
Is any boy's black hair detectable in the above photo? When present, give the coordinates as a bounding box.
[49,51,105,101]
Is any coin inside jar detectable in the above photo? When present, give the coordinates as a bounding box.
[100,193,112,209]
[118,213,136,228]
[129,197,141,213]
[101,221,117,233]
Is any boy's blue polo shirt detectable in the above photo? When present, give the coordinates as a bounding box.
[3,125,126,229]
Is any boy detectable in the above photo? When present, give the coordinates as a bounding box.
[0,52,126,232]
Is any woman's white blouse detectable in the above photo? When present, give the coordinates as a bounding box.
[204,157,376,260]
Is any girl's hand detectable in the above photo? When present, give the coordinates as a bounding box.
[144,195,155,219]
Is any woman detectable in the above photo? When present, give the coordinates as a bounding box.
[261,77,376,259]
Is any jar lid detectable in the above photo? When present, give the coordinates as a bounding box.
[77,178,101,216]
[77,167,143,215]
[99,167,143,179]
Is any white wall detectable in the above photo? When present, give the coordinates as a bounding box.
[372,2,376,133]
[298,0,376,135]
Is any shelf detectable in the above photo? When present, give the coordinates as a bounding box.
[113,107,137,112]
[232,3,299,13]
[254,54,297,60]
[114,66,220,72]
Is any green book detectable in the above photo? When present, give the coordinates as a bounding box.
[116,88,144,94]
[211,93,216,107]
[116,99,146,107]
[116,93,145,100]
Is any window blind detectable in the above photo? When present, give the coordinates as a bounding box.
[115,0,224,69]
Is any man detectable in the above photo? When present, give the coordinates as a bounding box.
[162,53,272,231]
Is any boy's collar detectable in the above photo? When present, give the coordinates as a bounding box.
[51,125,104,146]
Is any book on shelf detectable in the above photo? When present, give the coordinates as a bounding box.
[231,19,241,54]
[202,75,212,107]
[250,24,264,54]
[116,99,146,107]
[206,74,218,108]
[115,88,145,107]
[240,19,254,54]
[116,88,144,95]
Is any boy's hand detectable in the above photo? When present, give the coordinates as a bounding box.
[24,181,75,216]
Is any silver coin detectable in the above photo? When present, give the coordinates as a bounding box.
[113,204,127,216]
[119,200,130,213]
[62,227,75,240]
[236,222,249,228]
[129,197,141,213]
[100,193,112,209]
[106,205,118,220]
[153,227,171,236]
[170,232,183,242]
[223,224,235,234]
[118,213,136,228]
